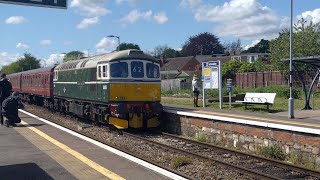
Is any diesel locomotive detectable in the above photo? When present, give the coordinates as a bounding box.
[8,49,163,129]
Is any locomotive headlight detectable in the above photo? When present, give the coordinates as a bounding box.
[115,96,125,100]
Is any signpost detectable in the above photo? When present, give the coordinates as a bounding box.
[202,61,222,109]
[227,79,232,109]
[0,0,67,9]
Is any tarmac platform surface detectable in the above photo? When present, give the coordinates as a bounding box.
[0,111,174,180]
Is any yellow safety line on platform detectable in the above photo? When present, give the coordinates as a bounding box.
[194,110,320,128]
[20,121,125,180]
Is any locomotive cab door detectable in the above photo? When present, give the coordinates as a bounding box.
[96,64,109,102]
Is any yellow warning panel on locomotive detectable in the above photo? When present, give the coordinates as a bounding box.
[110,83,161,101]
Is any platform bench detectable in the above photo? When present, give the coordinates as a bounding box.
[235,93,276,111]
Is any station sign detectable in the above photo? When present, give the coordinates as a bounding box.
[202,61,220,89]
[226,79,232,93]
[0,0,67,9]
[201,60,223,109]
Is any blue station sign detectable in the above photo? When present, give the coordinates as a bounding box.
[0,0,67,9]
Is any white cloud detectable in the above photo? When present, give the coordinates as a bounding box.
[297,8,320,24]
[0,52,21,68]
[70,0,111,17]
[16,42,29,49]
[243,39,260,50]
[95,37,117,53]
[116,0,140,5]
[40,40,52,46]
[179,0,202,9]
[185,0,286,40]
[120,10,168,25]
[44,54,65,67]
[77,17,99,29]
[120,10,152,25]
[153,11,168,24]
[5,16,27,24]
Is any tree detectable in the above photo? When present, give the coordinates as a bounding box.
[222,60,243,79]
[163,48,181,58]
[118,43,140,51]
[181,32,225,56]
[224,39,243,55]
[63,51,85,62]
[151,45,181,58]
[270,18,320,72]
[153,45,168,58]
[1,53,41,74]
[244,39,270,53]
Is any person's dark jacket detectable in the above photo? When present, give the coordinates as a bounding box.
[0,78,12,102]
[2,95,23,123]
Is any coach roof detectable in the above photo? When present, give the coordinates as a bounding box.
[7,66,55,77]
[55,49,157,71]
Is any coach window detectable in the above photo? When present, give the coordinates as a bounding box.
[146,63,160,78]
[131,61,144,78]
[111,62,128,78]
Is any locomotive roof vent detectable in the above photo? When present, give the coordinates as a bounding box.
[128,50,143,55]
[80,59,90,68]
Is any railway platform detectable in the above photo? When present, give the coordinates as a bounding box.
[164,104,320,134]
[0,110,182,180]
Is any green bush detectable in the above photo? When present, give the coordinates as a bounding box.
[259,145,285,160]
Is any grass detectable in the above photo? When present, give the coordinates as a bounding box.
[171,156,192,169]
[194,132,209,143]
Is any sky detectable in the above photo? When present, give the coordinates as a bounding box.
[0,0,319,68]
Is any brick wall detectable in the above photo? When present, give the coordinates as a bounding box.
[163,112,320,164]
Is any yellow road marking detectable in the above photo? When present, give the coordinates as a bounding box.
[20,121,125,180]
[193,110,320,129]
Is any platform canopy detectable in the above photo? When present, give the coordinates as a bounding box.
[284,56,320,67]
[283,56,320,109]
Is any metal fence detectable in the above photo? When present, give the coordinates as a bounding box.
[161,79,192,91]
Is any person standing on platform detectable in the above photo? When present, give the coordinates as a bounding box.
[192,74,200,107]
[0,73,12,125]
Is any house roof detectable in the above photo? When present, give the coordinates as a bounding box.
[160,56,194,71]
[195,55,231,64]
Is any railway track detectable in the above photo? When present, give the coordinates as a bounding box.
[22,105,320,179]
[126,131,320,180]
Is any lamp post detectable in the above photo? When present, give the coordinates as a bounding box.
[288,0,294,118]
[107,35,120,51]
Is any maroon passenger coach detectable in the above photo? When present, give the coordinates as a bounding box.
[7,66,55,104]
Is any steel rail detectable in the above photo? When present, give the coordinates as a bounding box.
[161,132,320,178]
[123,131,279,180]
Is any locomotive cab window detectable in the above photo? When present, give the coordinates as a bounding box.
[53,71,58,81]
[131,61,144,78]
[146,63,160,78]
[110,62,128,78]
